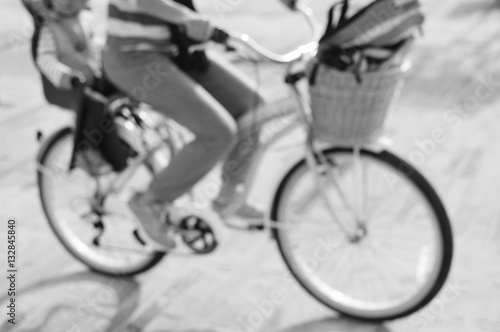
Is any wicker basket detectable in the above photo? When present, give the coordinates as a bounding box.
[308,61,408,145]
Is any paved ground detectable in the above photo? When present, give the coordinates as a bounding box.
[1,0,500,331]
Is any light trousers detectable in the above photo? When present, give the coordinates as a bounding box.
[102,49,265,204]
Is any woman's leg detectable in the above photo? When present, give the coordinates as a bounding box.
[103,50,238,204]
[187,51,266,209]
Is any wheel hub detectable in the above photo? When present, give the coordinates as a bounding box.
[349,224,368,243]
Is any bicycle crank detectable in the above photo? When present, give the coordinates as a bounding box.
[178,215,218,254]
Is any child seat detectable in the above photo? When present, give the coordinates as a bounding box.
[22,0,85,109]
[21,0,132,172]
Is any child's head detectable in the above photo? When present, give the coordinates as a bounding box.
[46,0,88,18]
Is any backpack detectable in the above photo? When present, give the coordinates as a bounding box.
[310,0,424,83]
[320,0,423,48]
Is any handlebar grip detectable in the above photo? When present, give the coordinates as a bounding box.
[211,28,230,44]
[283,0,298,11]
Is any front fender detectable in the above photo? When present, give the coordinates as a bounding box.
[36,126,73,164]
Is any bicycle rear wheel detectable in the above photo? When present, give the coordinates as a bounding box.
[272,147,452,321]
[37,127,166,276]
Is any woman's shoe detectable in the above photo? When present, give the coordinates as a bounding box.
[128,193,177,251]
[213,198,265,229]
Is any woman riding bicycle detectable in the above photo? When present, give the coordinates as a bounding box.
[102,0,297,250]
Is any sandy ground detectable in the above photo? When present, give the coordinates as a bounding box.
[1,0,500,331]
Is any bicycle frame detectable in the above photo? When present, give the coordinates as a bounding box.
[229,71,391,235]
[81,3,393,238]
[99,109,184,199]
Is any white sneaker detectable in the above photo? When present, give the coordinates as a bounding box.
[128,193,178,251]
[213,199,265,229]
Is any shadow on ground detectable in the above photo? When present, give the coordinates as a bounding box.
[136,317,390,332]
[449,0,500,18]
[275,317,390,332]
[0,270,140,332]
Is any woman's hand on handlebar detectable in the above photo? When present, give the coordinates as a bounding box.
[184,27,230,54]
[280,0,298,10]
[211,28,230,44]
[184,16,214,42]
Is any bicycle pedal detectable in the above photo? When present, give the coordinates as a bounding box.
[248,224,265,231]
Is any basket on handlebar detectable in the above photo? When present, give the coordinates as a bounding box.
[307,0,423,145]
[308,61,408,145]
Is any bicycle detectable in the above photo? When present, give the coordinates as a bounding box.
[36,3,453,321]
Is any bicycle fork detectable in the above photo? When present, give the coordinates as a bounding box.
[304,135,368,243]
[287,80,368,242]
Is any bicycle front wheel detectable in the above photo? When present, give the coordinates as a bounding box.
[272,147,452,321]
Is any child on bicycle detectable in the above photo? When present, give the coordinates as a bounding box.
[30,0,114,172]
[35,0,99,89]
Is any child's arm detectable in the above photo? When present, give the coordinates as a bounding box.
[36,26,82,90]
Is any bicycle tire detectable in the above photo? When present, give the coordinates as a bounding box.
[37,127,166,277]
[271,147,453,321]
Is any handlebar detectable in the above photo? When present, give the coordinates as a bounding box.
[282,0,299,11]
[206,3,321,64]
[211,28,230,45]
